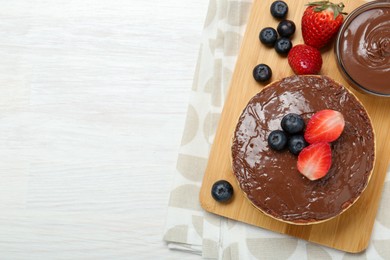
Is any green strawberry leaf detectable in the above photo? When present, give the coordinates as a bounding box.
[306,0,347,19]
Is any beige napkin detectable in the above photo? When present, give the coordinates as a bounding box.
[163,0,390,259]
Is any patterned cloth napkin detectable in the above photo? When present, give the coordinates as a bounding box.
[163,0,390,259]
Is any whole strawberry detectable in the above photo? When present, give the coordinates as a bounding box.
[301,1,347,49]
[288,44,322,75]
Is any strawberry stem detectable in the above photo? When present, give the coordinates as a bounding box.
[306,0,348,19]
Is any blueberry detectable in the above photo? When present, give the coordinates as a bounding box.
[253,64,272,82]
[259,27,278,46]
[270,1,288,19]
[267,130,288,151]
[277,20,296,38]
[274,37,292,54]
[288,135,307,155]
[211,180,234,202]
[281,113,305,134]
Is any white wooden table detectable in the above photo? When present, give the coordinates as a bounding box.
[0,0,208,258]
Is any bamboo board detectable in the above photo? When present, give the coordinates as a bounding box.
[199,0,390,253]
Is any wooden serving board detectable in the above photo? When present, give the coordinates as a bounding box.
[199,0,390,253]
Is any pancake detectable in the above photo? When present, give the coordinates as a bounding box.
[231,75,375,224]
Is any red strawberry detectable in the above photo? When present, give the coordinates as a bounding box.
[288,44,322,75]
[301,1,347,49]
[304,109,345,144]
[297,142,332,180]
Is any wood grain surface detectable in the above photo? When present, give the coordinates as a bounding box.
[0,0,207,259]
[200,0,390,253]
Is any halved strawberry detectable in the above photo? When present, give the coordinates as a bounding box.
[304,109,345,144]
[297,142,332,180]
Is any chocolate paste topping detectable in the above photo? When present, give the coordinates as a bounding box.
[339,3,390,94]
[231,76,375,223]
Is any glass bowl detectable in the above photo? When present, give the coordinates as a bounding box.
[335,0,390,97]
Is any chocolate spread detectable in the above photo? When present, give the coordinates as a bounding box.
[339,2,390,94]
[231,76,375,223]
